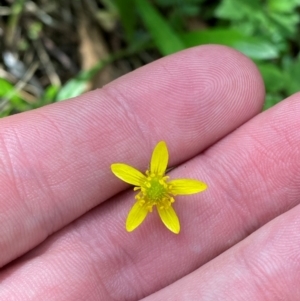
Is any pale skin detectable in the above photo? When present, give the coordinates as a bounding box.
[0,45,300,300]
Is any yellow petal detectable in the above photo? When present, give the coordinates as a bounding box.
[150,141,169,175]
[168,179,207,195]
[111,163,146,186]
[126,201,149,232]
[157,205,180,234]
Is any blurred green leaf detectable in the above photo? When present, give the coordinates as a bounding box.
[234,39,278,60]
[114,0,136,42]
[10,96,31,111]
[283,55,300,95]
[0,78,12,94]
[180,5,200,16]
[0,78,32,113]
[216,0,300,40]
[155,0,203,16]
[0,108,11,118]
[263,93,283,110]
[215,0,261,20]
[181,29,279,60]
[56,57,111,101]
[257,63,286,93]
[135,0,185,55]
[154,0,176,6]
[28,21,43,40]
[33,85,59,107]
[268,12,299,37]
[0,78,22,102]
[55,78,89,101]
[268,0,300,13]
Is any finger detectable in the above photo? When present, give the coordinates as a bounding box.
[1,94,300,300]
[142,205,300,301]
[0,45,264,267]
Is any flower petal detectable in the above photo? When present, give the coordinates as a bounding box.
[157,205,180,234]
[126,201,149,232]
[168,179,207,195]
[150,141,169,175]
[111,163,146,186]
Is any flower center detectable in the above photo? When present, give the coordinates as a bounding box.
[134,170,174,212]
[146,176,167,199]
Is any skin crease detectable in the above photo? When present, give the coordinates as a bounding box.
[0,45,299,300]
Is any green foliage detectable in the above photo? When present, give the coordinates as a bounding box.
[0,78,29,117]
[114,0,136,42]
[134,0,185,55]
[0,78,59,117]
[216,0,300,39]
[214,0,300,107]
[2,0,300,116]
[282,55,300,95]
[181,29,279,60]
[56,78,89,102]
[116,0,300,109]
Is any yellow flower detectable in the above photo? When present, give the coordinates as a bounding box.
[111,141,207,234]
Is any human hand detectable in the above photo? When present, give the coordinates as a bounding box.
[0,45,299,300]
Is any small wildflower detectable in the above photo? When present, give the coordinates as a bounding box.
[111,141,207,234]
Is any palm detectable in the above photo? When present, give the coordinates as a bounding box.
[0,45,299,300]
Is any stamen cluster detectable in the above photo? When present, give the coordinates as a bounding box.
[135,170,174,212]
